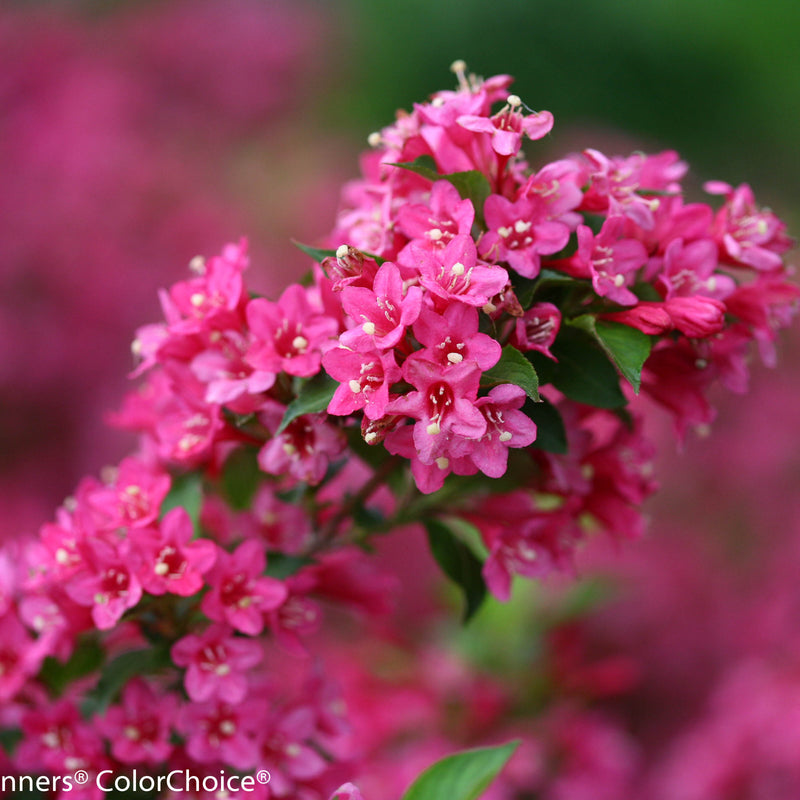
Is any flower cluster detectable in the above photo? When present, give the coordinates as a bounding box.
[0,64,797,800]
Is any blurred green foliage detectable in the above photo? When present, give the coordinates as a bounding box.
[326,0,799,214]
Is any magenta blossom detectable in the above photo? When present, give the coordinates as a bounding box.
[200,539,287,635]
[65,538,142,631]
[387,357,486,465]
[246,283,338,377]
[395,179,475,250]
[410,303,501,371]
[171,623,263,703]
[480,190,573,280]
[339,261,423,351]
[457,95,553,157]
[511,302,561,359]
[401,234,508,308]
[98,679,177,764]
[324,347,401,420]
[450,384,537,478]
[133,507,217,597]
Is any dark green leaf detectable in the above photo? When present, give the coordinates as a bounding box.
[221,446,262,511]
[0,728,22,756]
[390,154,440,182]
[81,646,171,716]
[480,345,540,401]
[277,372,338,434]
[291,240,338,264]
[532,326,627,408]
[445,170,491,224]
[38,636,104,697]
[161,471,203,534]
[523,396,567,453]
[266,553,315,579]
[594,320,652,394]
[425,519,487,622]
[391,158,491,225]
[291,239,386,266]
[401,740,520,800]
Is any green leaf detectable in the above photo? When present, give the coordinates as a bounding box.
[38,636,104,697]
[291,239,386,266]
[480,345,540,402]
[530,326,627,409]
[425,519,487,623]
[0,727,23,756]
[391,157,491,224]
[221,445,262,511]
[594,319,652,394]
[291,240,339,264]
[446,170,491,223]
[266,553,315,579]
[277,371,338,434]
[81,646,171,717]
[523,395,567,453]
[390,154,441,182]
[160,471,203,534]
[401,740,520,800]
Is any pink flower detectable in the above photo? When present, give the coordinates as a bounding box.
[82,457,171,530]
[255,706,329,795]
[410,303,501,370]
[403,234,509,308]
[339,261,423,351]
[450,384,537,478]
[395,179,475,250]
[65,538,142,630]
[457,96,553,157]
[564,217,648,305]
[324,347,401,420]
[0,611,50,702]
[171,623,263,703]
[663,296,726,338]
[706,181,794,270]
[246,283,338,377]
[132,507,217,597]
[511,302,561,359]
[177,698,260,770]
[330,784,365,800]
[387,358,486,465]
[654,237,733,301]
[480,193,571,279]
[159,239,249,336]
[201,540,287,635]
[258,412,344,485]
[98,679,176,764]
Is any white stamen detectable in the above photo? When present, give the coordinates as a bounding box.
[507,94,522,108]
[613,274,626,287]
[447,352,463,364]
[367,132,381,148]
[435,457,450,470]
[364,432,378,444]
[188,255,206,274]
[514,220,531,233]
[428,228,443,241]
[349,380,362,393]
[362,321,376,335]
[498,226,512,239]
[451,262,466,276]
[336,244,350,258]
[426,422,441,435]
[292,335,308,351]
[190,293,205,307]
[499,431,513,442]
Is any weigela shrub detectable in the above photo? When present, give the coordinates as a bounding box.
[1,62,797,800]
